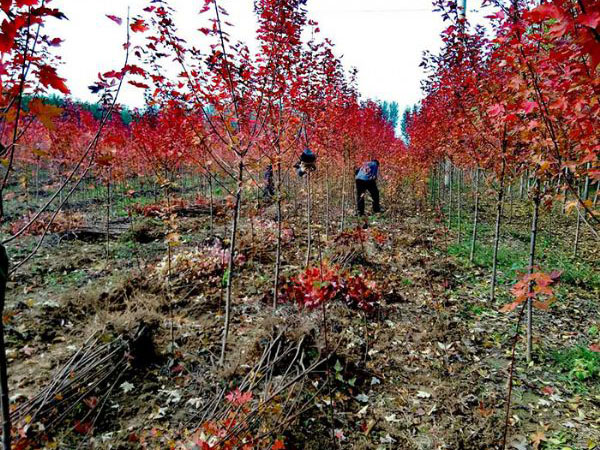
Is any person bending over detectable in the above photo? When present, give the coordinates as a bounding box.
[294,147,317,177]
[355,159,381,216]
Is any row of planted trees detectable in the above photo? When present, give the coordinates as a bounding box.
[406,0,599,363]
[405,2,599,444]
[0,1,408,446]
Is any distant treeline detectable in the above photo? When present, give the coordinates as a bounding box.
[22,95,134,125]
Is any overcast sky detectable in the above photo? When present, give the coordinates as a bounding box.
[49,0,491,115]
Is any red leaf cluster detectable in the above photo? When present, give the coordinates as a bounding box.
[500,270,561,313]
[225,388,252,406]
[280,263,380,312]
[38,64,69,94]
[130,18,149,33]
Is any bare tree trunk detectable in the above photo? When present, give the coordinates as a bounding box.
[351,162,358,220]
[325,165,331,241]
[164,187,176,353]
[305,170,312,268]
[430,166,436,205]
[554,174,562,215]
[35,158,40,203]
[573,200,582,257]
[470,168,480,263]
[59,173,63,205]
[490,160,506,302]
[250,213,255,247]
[220,159,244,365]
[340,158,347,232]
[573,166,591,258]
[526,178,541,362]
[457,169,462,244]
[273,161,283,308]
[285,172,291,219]
[106,168,111,261]
[208,174,214,233]
[448,164,453,230]
[508,183,513,223]
[0,244,10,450]
[255,183,260,210]
[292,173,298,219]
[519,172,525,199]
[436,162,441,207]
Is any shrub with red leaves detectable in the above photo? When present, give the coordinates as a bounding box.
[500,269,561,313]
[280,265,341,309]
[280,263,380,312]
[343,273,379,312]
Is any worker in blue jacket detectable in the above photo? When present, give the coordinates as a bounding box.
[355,159,381,216]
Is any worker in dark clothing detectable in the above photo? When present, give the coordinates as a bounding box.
[294,147,317,177]
[355,159,381,216]
[263,164,275,199]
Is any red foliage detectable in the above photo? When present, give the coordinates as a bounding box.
[281,265,341,310]
[500,270,561,313]
[73,420,93,435]
[225,388,252,406]
[130,18,149,33]
[38,64,70,94]
[407,0,599,198]
[106,14,122,25]
[333,228,368,246]
[280,263,380,312]
[343,272,380,312]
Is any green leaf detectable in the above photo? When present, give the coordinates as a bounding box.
[222,269,230,288]
[334,359,342,373]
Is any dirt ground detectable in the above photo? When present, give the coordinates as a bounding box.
[3,188,599,450]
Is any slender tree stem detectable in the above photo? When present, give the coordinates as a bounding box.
[526,178,541,362]
[106,168,111,261]
[0,245,10,450]
[221,159,244,365]
[305,170,312,268]
[490,159,506,302]
[470,168,480,263]
[573,164,590,258]
[502,301,527,450]
[457,169,462,244]
[273,161,282,308]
